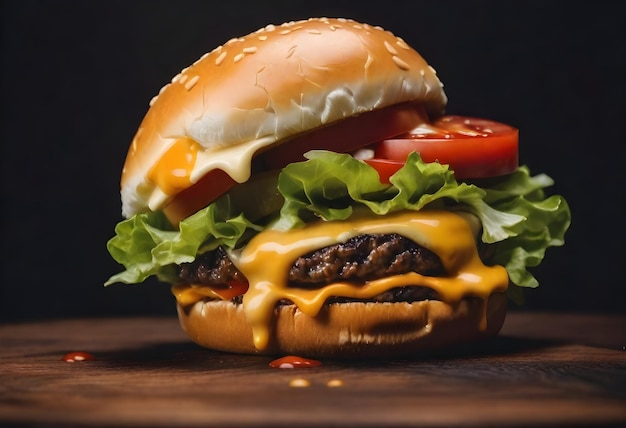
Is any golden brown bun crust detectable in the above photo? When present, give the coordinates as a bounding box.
[176,293,507,358]
[120,17,447,217]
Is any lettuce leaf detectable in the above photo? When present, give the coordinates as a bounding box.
[276,151,526,243]
[105,197,262,285]
[106,151,571,301]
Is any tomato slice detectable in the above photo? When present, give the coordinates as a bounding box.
[363,158,405,184]
[373,116,518,180]
[257,102,429,170]
[163,169,236,225]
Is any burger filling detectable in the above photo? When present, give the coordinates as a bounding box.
[108,150,570,351]
[177,233,495,305]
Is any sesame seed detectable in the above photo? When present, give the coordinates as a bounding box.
[149,95,158,106]
[396,37,410,50]
[215,51,227,66]
[185,75,199,91]
[265,24,276,31]
[384,40,398,55]
[428,65,437,74]
[278,22,302,35]
[258,35,268,41]
[286,45,297,58]
[243,46,258,54]
[171,73,182,83]
[307,29,322,35]
[233,53,244,62]
[179,74,188,84]
[158,84,169,95]
[392,55,410,70]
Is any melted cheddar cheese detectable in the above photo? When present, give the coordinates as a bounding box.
[172,210,509,351]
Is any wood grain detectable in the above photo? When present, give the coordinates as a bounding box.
[1,312,625,427]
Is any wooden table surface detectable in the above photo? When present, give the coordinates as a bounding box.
[1,311,625,427]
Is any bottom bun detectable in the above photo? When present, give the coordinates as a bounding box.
[176,293,507,358]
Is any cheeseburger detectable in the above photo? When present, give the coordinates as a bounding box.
[106,18,570,358]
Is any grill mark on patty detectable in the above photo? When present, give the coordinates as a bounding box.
[287,233,445,287]
[178,246,245,285]
[178,234,445,286]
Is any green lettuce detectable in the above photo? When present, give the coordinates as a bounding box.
[106,151,570,301]
[105,197,262,285]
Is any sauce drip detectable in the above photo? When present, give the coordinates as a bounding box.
[62,351,95,362]
[269,355,322,369]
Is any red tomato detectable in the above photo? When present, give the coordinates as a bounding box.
[163,169,236,224]
[372,116,518,180]
[258,103,429,170]
[363,158,406,184]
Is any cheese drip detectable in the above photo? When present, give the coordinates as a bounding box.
[226,210,508,350]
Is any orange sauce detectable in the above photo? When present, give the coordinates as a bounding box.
[147,137,199,196]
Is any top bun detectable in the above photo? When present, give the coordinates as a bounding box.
[120,17,447,218]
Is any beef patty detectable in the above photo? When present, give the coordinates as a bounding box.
[177,234,450,303]
[287,233,445,286]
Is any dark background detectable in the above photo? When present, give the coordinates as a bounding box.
[1,0,624,322]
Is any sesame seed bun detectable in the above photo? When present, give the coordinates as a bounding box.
[120,17,447,218]
[176,293,507,358]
